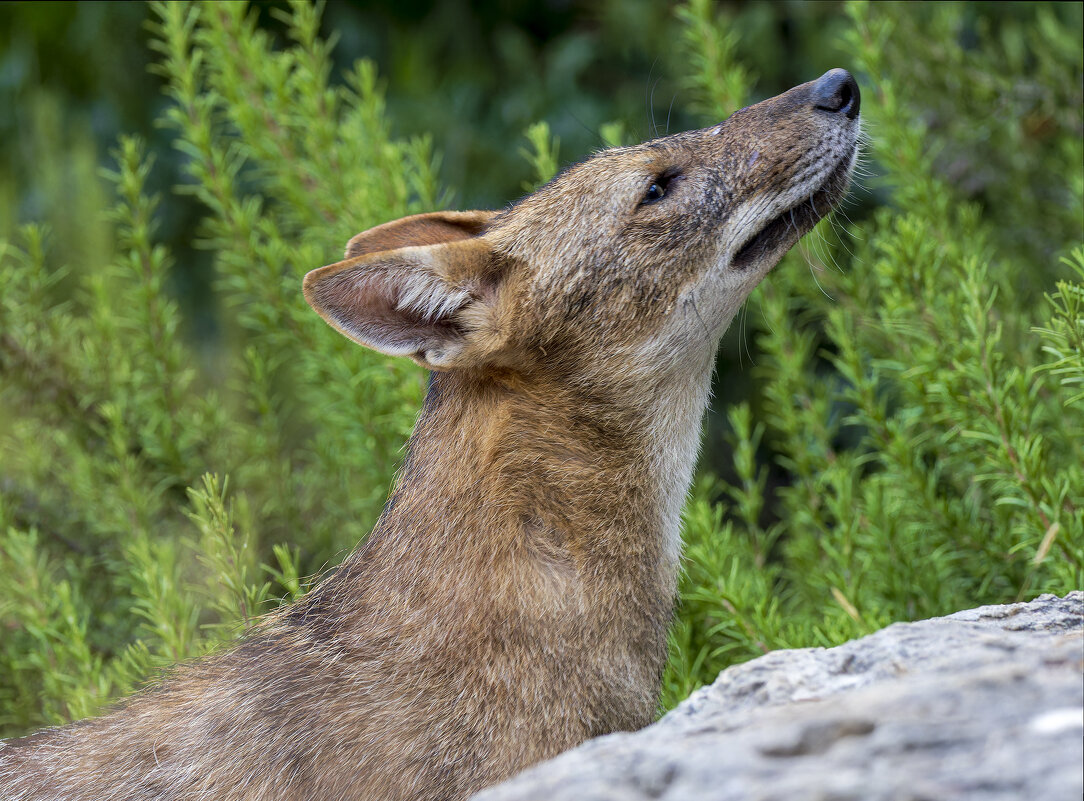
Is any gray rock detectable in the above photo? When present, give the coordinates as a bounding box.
[473,593,1084,801]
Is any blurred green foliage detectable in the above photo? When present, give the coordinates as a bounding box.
[1,0,436,732]
[0,0,1081,737]
[661,0,1083,708]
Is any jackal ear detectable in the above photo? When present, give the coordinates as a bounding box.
[303,211,502,370]
[342,210,495,260]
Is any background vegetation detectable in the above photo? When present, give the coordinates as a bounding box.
[0,0,1080,736]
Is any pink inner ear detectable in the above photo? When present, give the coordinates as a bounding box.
[346,211,495,260]
[310,264,466,357]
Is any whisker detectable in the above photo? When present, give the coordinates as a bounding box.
[741,303,757,368]
[810,223,836,273]
[649,75,663,138]
[808,196,846,273]
[687,291,711,347]
[828,212,859,268]
[758,292,777,339]
[737,302,746,370]
[808,257,834,301]
[645,57,661,139]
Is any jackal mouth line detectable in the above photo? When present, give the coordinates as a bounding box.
[731,155,854,272]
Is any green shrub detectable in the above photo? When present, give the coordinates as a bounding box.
[0,0,435,735]
[662,0,1082,709]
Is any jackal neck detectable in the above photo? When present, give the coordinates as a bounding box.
[320,364,711,624]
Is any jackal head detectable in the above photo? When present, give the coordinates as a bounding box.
[304,70,860,384]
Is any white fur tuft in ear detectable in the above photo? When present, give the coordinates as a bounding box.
[394,271,470,322]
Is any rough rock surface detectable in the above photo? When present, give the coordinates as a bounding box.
[473,593,1084,801]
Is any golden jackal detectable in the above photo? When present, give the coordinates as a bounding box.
[1,69,861,801]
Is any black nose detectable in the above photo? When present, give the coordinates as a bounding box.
[812,69,860,120]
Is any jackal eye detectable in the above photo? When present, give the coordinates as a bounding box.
[640,169,680,206]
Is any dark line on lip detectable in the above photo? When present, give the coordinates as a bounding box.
[731,151,855,270]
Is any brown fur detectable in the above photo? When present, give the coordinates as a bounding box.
[0,72,860,800]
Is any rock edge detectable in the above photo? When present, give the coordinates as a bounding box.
[473,592,1084,801]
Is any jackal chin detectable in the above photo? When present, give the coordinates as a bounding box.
[731,147,857,272]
